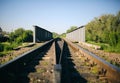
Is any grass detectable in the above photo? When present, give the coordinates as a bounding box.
[87,41,120,53]
[41,61,48,66]
[87,41,107,46]
[0,42,22,57]
[105,46,120,53]
[0,52,5,57]
[0,42,12,57]
[84,62,90,66]
[36,68,46,73]
[0,51,11,57]
[91,66,98,74]
[101,43,120,53]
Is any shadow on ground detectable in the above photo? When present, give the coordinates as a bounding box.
[61,42,87,83]
[0,43,52,83]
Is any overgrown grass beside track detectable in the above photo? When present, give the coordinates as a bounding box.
[0,42,18,56]
[87,41,120,53]
[0,42,44,65]
[0,42,21,56]
[0,42,34,57]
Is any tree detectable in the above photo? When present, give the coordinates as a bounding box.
[52,32,59,38]
[23,30,33,42]
[9,28,33,43]
[66,26,77,33]
[60,33,66,38]
[0,27,3,38]
[14,28,25,38]
[0,28,9,42]
[86,11,120,49]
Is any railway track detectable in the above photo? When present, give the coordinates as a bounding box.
[0,38,120,83]
[64,39,120,83]
[77,42,120,68]
[0,39,54,83]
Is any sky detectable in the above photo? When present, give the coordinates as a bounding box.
[0,0,120,34]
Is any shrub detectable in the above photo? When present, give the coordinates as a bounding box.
[100,44,108,50]
[4,45,13,51]
[15,36,23,44]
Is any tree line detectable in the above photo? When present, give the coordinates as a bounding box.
[0,28,33,53]
[52,26,77,38]
[59,11,120,52]
[86,11,120,52]
[9,28,33,43]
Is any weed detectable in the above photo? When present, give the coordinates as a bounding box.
[91,66,98,74]
[36,68,45,73]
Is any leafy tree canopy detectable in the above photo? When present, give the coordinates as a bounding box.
[66,26,77,33]
[86,11,120,52]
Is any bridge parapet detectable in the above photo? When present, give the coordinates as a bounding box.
[33,25,53,43]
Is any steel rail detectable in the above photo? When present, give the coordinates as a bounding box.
[64,38,120,83]
[0,39,55,82]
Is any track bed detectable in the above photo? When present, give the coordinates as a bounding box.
[0,38,120,83]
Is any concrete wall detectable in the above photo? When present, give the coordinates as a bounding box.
[33,26,53,43]
[66,26,85,42]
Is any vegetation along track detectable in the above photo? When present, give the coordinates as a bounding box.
[0,38,120,83]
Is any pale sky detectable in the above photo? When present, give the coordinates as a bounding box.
[0,0,120,34]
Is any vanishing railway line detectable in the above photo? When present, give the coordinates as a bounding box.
[0,38,120,83]
[65,39,120,83]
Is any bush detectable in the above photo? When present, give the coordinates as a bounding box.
[16,36,23,44]
[4,45,13,51]
[103,45,120,53]
[100,44,108,50]
[0,42,16,52]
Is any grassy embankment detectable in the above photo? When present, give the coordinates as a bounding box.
[0,42,31,57]
[87,41,120,53]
